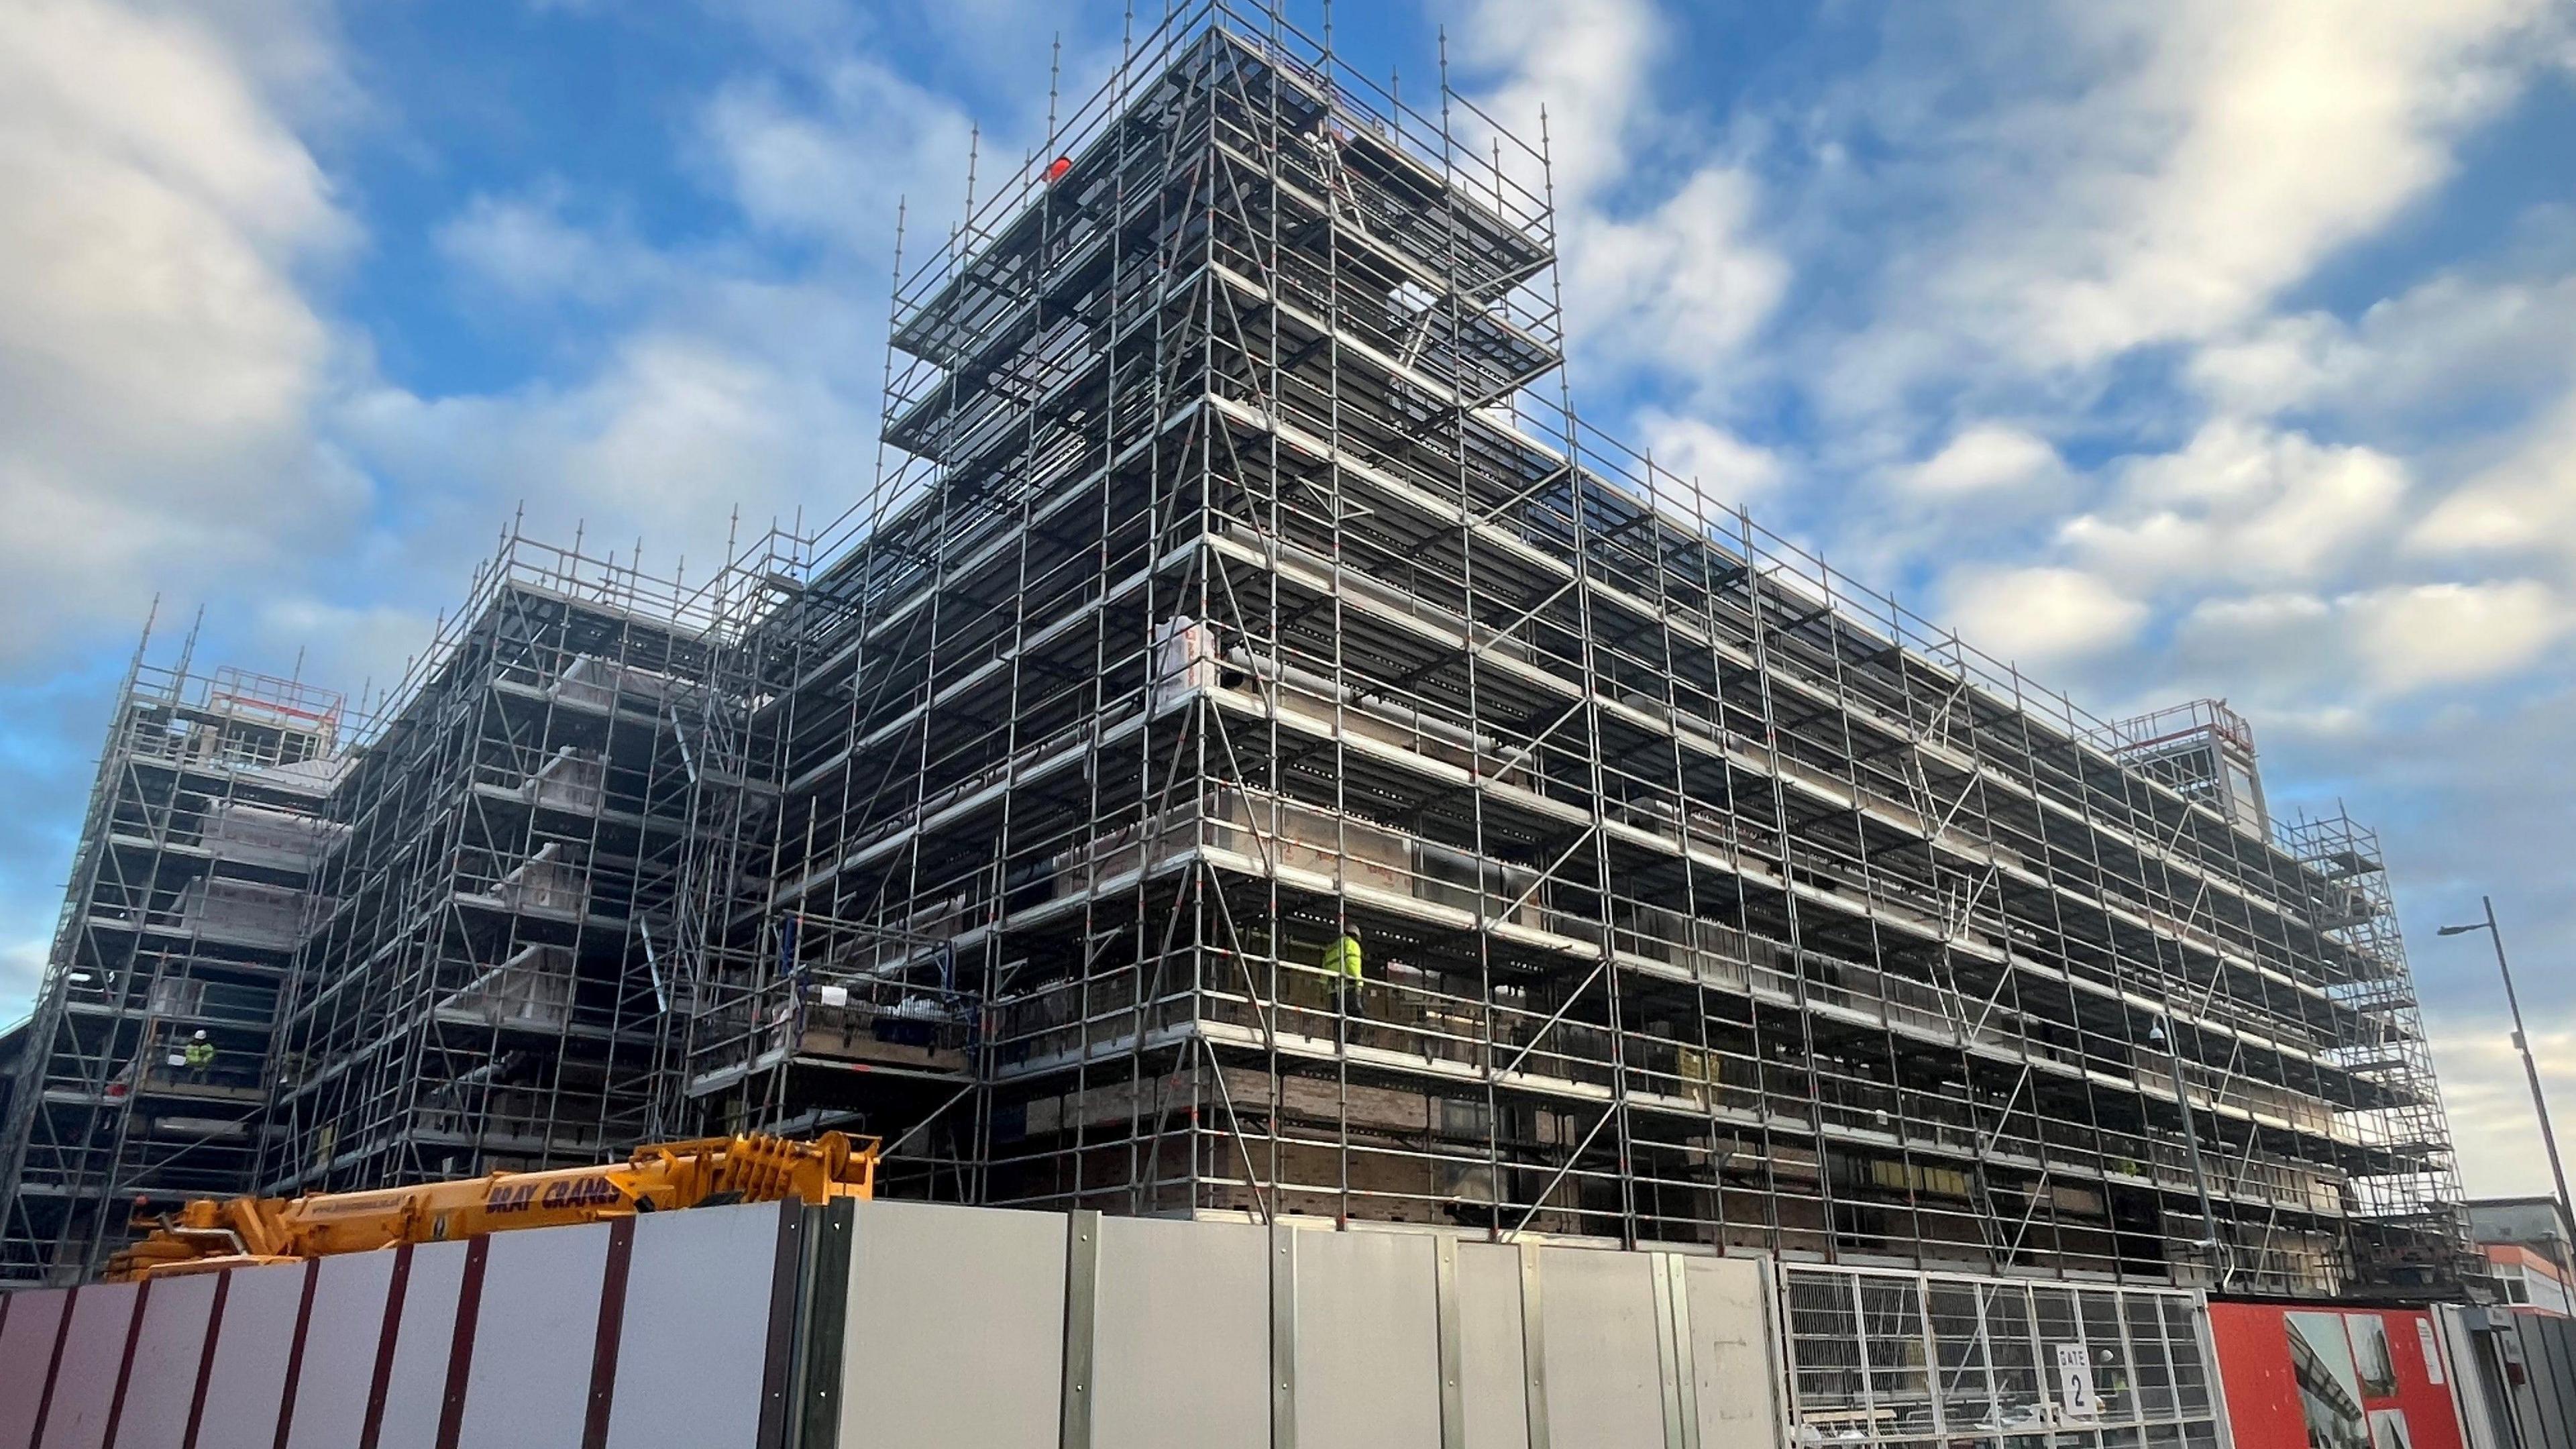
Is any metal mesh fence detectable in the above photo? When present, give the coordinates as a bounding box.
[1781,1265,2221,1448]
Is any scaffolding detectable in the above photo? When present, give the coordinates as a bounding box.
[255,531,722,1197]
[0,646,346,1282]
[0,0,2473,1297]
[2282,808,2471,1285]
[658,1,2472,1297]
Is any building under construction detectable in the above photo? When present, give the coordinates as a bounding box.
[1,1,2471,1302]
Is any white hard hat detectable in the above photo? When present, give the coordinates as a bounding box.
[192,1030,208,1040]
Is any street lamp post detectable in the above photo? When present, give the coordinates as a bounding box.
[2440,896,2576,1285]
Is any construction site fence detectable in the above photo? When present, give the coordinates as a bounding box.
[0,1196,2332,1449]
[11,1196,2538,1449]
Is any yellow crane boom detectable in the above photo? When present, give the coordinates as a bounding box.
[107,1131,877,1281]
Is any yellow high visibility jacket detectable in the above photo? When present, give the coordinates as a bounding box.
[1323,934,1363,981]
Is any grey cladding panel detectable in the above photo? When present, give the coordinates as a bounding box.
[840,1199,1067,1449]
[1537,1249,1665,1449]
[1292,1231,1444,1449]
[1091,1216,1269,1449]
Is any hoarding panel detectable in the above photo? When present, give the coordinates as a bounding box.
[283,1249,396,1449]
[31,1282,138,1449]
[608,1203,786,1449]
[1089,1216,1267,1449]
[451,1221,609,1449]
[0,1289,70,1449]
[1535,1248,1663,1449]
[839,1200,1067,1449]
[1452,1242,1531,1449]
[1291,1230,1442,1448]
[2208,1303,2464,1449]
[111,1272,221,1449]
[193,1264,308,1449]
[372,1240,468,1449]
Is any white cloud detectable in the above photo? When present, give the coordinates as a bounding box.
[1564,168,1788,383]
[1635,408,1781,508]
[702,54,975,252]
[1942,564,2146,664]
[2426,1016,2576,1199]
[2414,381,2576,564]
[2191,263,2576,430]
[250,596,445,704]
[1957,0,2548,370]
[1902,424,2061,498]
[338,324,881,585]
[1448,0,1664,205]
[1794,0,2563,429]
[2346,580,2567,692]
[0,0,363,664]
[2063,422,2409,590]
[437,190,667,307]
[2171,582,2566,701]
[1454,0,1788,397]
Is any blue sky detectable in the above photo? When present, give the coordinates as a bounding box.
[2,0,2571,1195]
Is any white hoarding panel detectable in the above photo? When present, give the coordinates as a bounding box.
[452,1222,609,1449]
[1291,1231,1442,1449]
[1090,1216,1268,1449]
[113,1272,222,1449]
[840,1200,1067,1449]
[373,1240,468,1449]
[1537,1248,1665,1449]
[194,1263,309,1449]
[0,1288,70,1449]
[36,1281,140,1449]
[1682,1256,1781,1446]
[607,1203,785,1449]
[1453,1243,1532,1449]
[284,1249,398,1449]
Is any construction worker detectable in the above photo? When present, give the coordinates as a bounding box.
[182,1030,215,1084]
[2094,1347,2129,1415]
[1324,927,1365,1019]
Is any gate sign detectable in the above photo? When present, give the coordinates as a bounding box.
[2056,1343,2101,1419]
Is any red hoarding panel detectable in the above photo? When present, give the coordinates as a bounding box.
[2210,1302,2465,1449]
